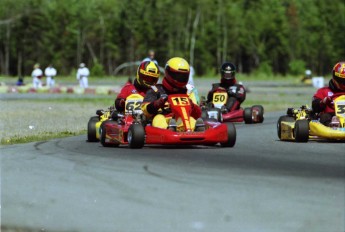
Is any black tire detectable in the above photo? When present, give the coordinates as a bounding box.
[294,120,309,142]
[87,116,99,142]
[277,115,295,139]
[252,105,264,123]
[100,121,119,147]
[128,124,145,149]
[220,123,236,147]
[243,107,253,124]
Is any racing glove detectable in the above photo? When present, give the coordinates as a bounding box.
[153,97,166,110]
[115,98,126,111]
[321,96,332,105]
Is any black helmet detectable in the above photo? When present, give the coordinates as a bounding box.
[220,62,236,85]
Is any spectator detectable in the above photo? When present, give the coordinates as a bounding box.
[16,76,25,86]
[31,63,43,89]
[142,50,158,65]
[76,63,90,88]
[45,64,57,88]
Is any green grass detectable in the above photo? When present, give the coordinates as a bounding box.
[1,130,86,145]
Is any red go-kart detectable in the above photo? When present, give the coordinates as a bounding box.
[202,91,264,124]
[100,94,144,147]
[126,94,236,148]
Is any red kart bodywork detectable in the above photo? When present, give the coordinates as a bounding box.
[144,94,233,146]
[145,121,229,145]
[103,116,134,145]
[222,109,244,122]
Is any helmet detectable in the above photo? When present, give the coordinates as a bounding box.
[220,62,236,85]
[332,61,345,91]
[136,61,160,88]
[163,57,190,92]
[79,63,85,68]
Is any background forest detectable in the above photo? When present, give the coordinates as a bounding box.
[0,0,344,77]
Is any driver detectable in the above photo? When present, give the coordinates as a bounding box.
[312,61,345,125]
[141,57,202,130]
[206,62,246,112]
[115,61,160,112]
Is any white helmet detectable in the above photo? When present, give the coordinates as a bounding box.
[305,69,311,76]
[79,63,85,68]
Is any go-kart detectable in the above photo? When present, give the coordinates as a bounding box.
[126,94,236,149]
[277,94,345,142]
[100,93,144,147]
[201,90,264,124]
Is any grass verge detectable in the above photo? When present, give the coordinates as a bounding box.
[1,130,86,145]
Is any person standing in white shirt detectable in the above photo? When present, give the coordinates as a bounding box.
[45,64,57,88]
[76,63,90,88]
[31,63,43,89]
[142,50,158,65]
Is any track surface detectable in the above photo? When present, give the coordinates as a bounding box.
[1,112,344,232]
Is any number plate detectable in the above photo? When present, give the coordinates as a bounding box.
[212,92,227,108]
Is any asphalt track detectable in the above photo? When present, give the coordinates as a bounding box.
[1,112,344,232]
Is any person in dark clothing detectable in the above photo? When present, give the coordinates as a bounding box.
[207,62,246,112]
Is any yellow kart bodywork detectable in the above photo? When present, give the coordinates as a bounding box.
[95,111,112,140]
[309,121,345,140]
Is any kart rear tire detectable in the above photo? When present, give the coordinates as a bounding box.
[294,120,309,143]
[252,105,264,123]
[87,116,99,142]
[220,123,236,147]
[277,116,295,139]
[100,121,119,147]
[244,107,253,124]
[128,124,145,149]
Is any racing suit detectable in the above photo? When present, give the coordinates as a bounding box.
[207,82,246,112]
[312,80,345,125]
[115,80,148,112]
[142,84,202,124]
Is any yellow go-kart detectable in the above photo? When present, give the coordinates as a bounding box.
[277,94,345,142]
[87,93,144,142]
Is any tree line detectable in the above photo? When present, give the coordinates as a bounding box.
[0,0,344,77]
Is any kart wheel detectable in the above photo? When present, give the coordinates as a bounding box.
[243,107,253,124]
[128,124,145,149]
[277,116,294,139]
[252,105,264,123]
[294,120,309,142]
[87,116,99,142]
[100,121,119,147]
[220,123,236,147]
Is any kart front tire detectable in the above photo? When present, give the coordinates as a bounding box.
[294,120,309,143]
[100,121,119,147]
[220,122,236,147]
[128,124,145,149]
[252,105,264,123]
[87,116,99,142]
[277,116,295,139]
[244,107,253,124]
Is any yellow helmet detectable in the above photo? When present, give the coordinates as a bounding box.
[163,57,190,92]
[136,61,160,88]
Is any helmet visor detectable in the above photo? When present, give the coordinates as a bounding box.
[143,75,158,86]
[167,68,189,84]
[223,71,235,79]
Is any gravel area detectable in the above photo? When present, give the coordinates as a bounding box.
[0,98,111,142]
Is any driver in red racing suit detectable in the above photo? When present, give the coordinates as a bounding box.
[115,61,160,111]
[207,62,246,112]
[141,57,202,130]
[312,61,345,126]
